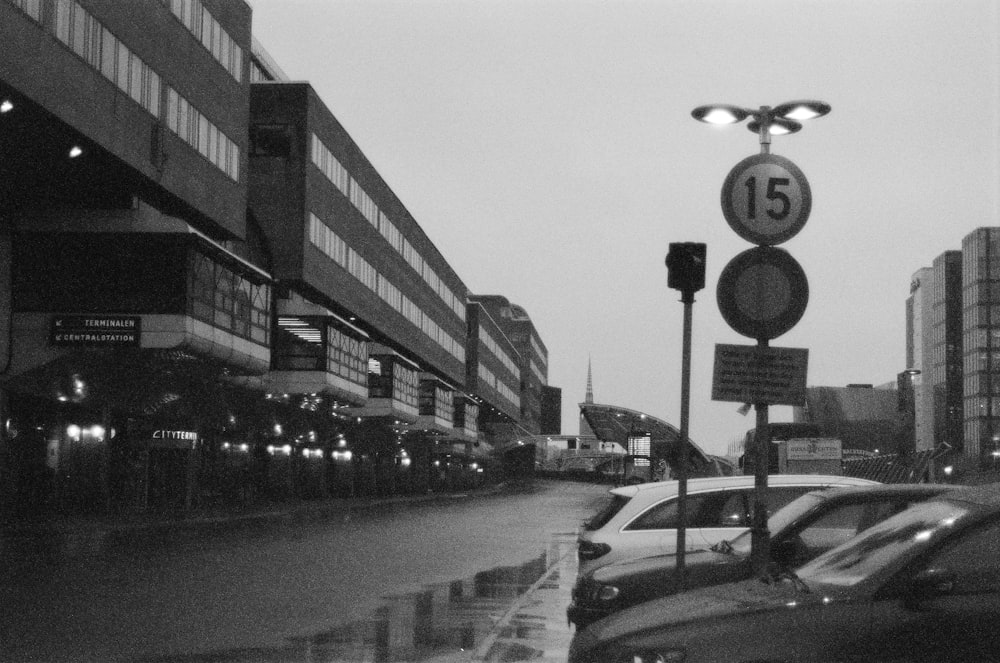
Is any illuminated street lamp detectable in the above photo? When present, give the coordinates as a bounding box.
[691,100,831,152]
[692,98,830,577]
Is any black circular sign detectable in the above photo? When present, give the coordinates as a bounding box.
[721,153,811,245]
[717,246,809,340]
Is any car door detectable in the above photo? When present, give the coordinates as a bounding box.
[827,517,1000,662]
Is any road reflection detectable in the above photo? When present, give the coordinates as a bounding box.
[144,533,578,663]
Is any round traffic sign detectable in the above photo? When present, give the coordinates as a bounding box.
[717,246,809,340]
[721,154,811,245]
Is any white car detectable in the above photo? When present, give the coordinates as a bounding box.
[577,474,878,575]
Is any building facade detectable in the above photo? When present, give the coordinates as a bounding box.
[930,250,963,452]
[907,266,935,451]
[0,0,558,518]
[962,228,1000,462]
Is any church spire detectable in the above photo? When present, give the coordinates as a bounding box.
[585,357,594,404]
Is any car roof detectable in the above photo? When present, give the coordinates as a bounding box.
[807,482,958,500]
[933,482,1000,508]
[609,474,878,499]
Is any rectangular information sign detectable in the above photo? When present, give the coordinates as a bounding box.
[787,438,842,460]
[711,344,808,406]
[50,315,141,347]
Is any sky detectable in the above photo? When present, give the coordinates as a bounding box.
[248,0,1000,456]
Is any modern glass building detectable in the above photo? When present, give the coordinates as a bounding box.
[962,228,1000,462]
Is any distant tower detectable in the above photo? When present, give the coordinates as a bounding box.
[585,357,594,404]
[581,358,596,436]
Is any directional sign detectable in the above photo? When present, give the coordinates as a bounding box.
[716,246,808,340]
[721,153,811,245]
[711,344,809,406]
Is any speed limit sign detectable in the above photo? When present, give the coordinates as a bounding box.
[720,154,811,245]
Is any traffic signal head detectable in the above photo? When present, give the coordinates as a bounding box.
[666,242,707,293]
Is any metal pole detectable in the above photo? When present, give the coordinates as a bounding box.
[750,339,771,577]
[675,289,694,589]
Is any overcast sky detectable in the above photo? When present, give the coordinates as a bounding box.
[249,0,999,456]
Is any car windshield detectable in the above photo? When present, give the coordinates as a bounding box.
[796,500,974,587]
[727,492,828,555]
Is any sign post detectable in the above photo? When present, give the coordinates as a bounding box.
[715,152,812,577]
[666,242,706,590]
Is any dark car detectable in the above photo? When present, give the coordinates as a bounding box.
[569,483,1000,663]
[567,482,953,628]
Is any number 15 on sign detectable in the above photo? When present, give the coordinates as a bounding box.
[721,153,811,246]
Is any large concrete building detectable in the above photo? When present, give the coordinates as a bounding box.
[0,0,559,518]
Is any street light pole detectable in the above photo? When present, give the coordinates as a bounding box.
[690,100,830,578]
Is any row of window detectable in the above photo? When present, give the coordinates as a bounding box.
[309,134,466,321]
[309,213,466,364]
[478,364,519,409]
[165,88,240,180]
[188,250,270,346]
[7,0,41,21]
[479,324,519,379]
[160,0,243,82]
[419,383,454,421]
[530,333,548,367]
[30,0,241,181]
[530,359,546,384]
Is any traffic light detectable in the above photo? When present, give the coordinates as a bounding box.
[666,242,706,293]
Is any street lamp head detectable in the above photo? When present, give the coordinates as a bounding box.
[691,104,750,125]
[748,117,801,135]
[772,100,832,122]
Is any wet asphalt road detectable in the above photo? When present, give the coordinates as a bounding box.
[0,479,610,663]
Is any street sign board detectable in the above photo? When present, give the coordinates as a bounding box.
[786,438,843,460]
[716,246,809,340]
[721,153,811,245]
[50,315,141,346]
[711,343,808,405]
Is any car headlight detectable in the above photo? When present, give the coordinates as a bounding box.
[618,649,686,663]
[595,585,620,602]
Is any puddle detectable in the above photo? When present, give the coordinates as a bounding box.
[144,535,578,663]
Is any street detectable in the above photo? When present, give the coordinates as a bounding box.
[0,479,609,663]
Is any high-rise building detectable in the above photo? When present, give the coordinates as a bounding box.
[907,267,934,451]
[961,228,1000,461]
[930,250,963,451]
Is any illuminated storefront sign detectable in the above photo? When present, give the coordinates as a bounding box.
[148,429,199,449]
[50,315,141,346]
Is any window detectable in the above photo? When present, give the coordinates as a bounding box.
[250,124,292,157]
[627,492,745,531]
[919,518,1000,590]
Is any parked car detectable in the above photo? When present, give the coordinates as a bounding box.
[569,483,1000,663]
[568,482,954,628]
[577,474,878,576]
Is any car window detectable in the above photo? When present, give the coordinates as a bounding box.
[799,501,974,587]
[764,487,815,514]
[626,491,748,530]
[918,519,1000,591]
[584,494,631,531]
[797,503,867,551]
